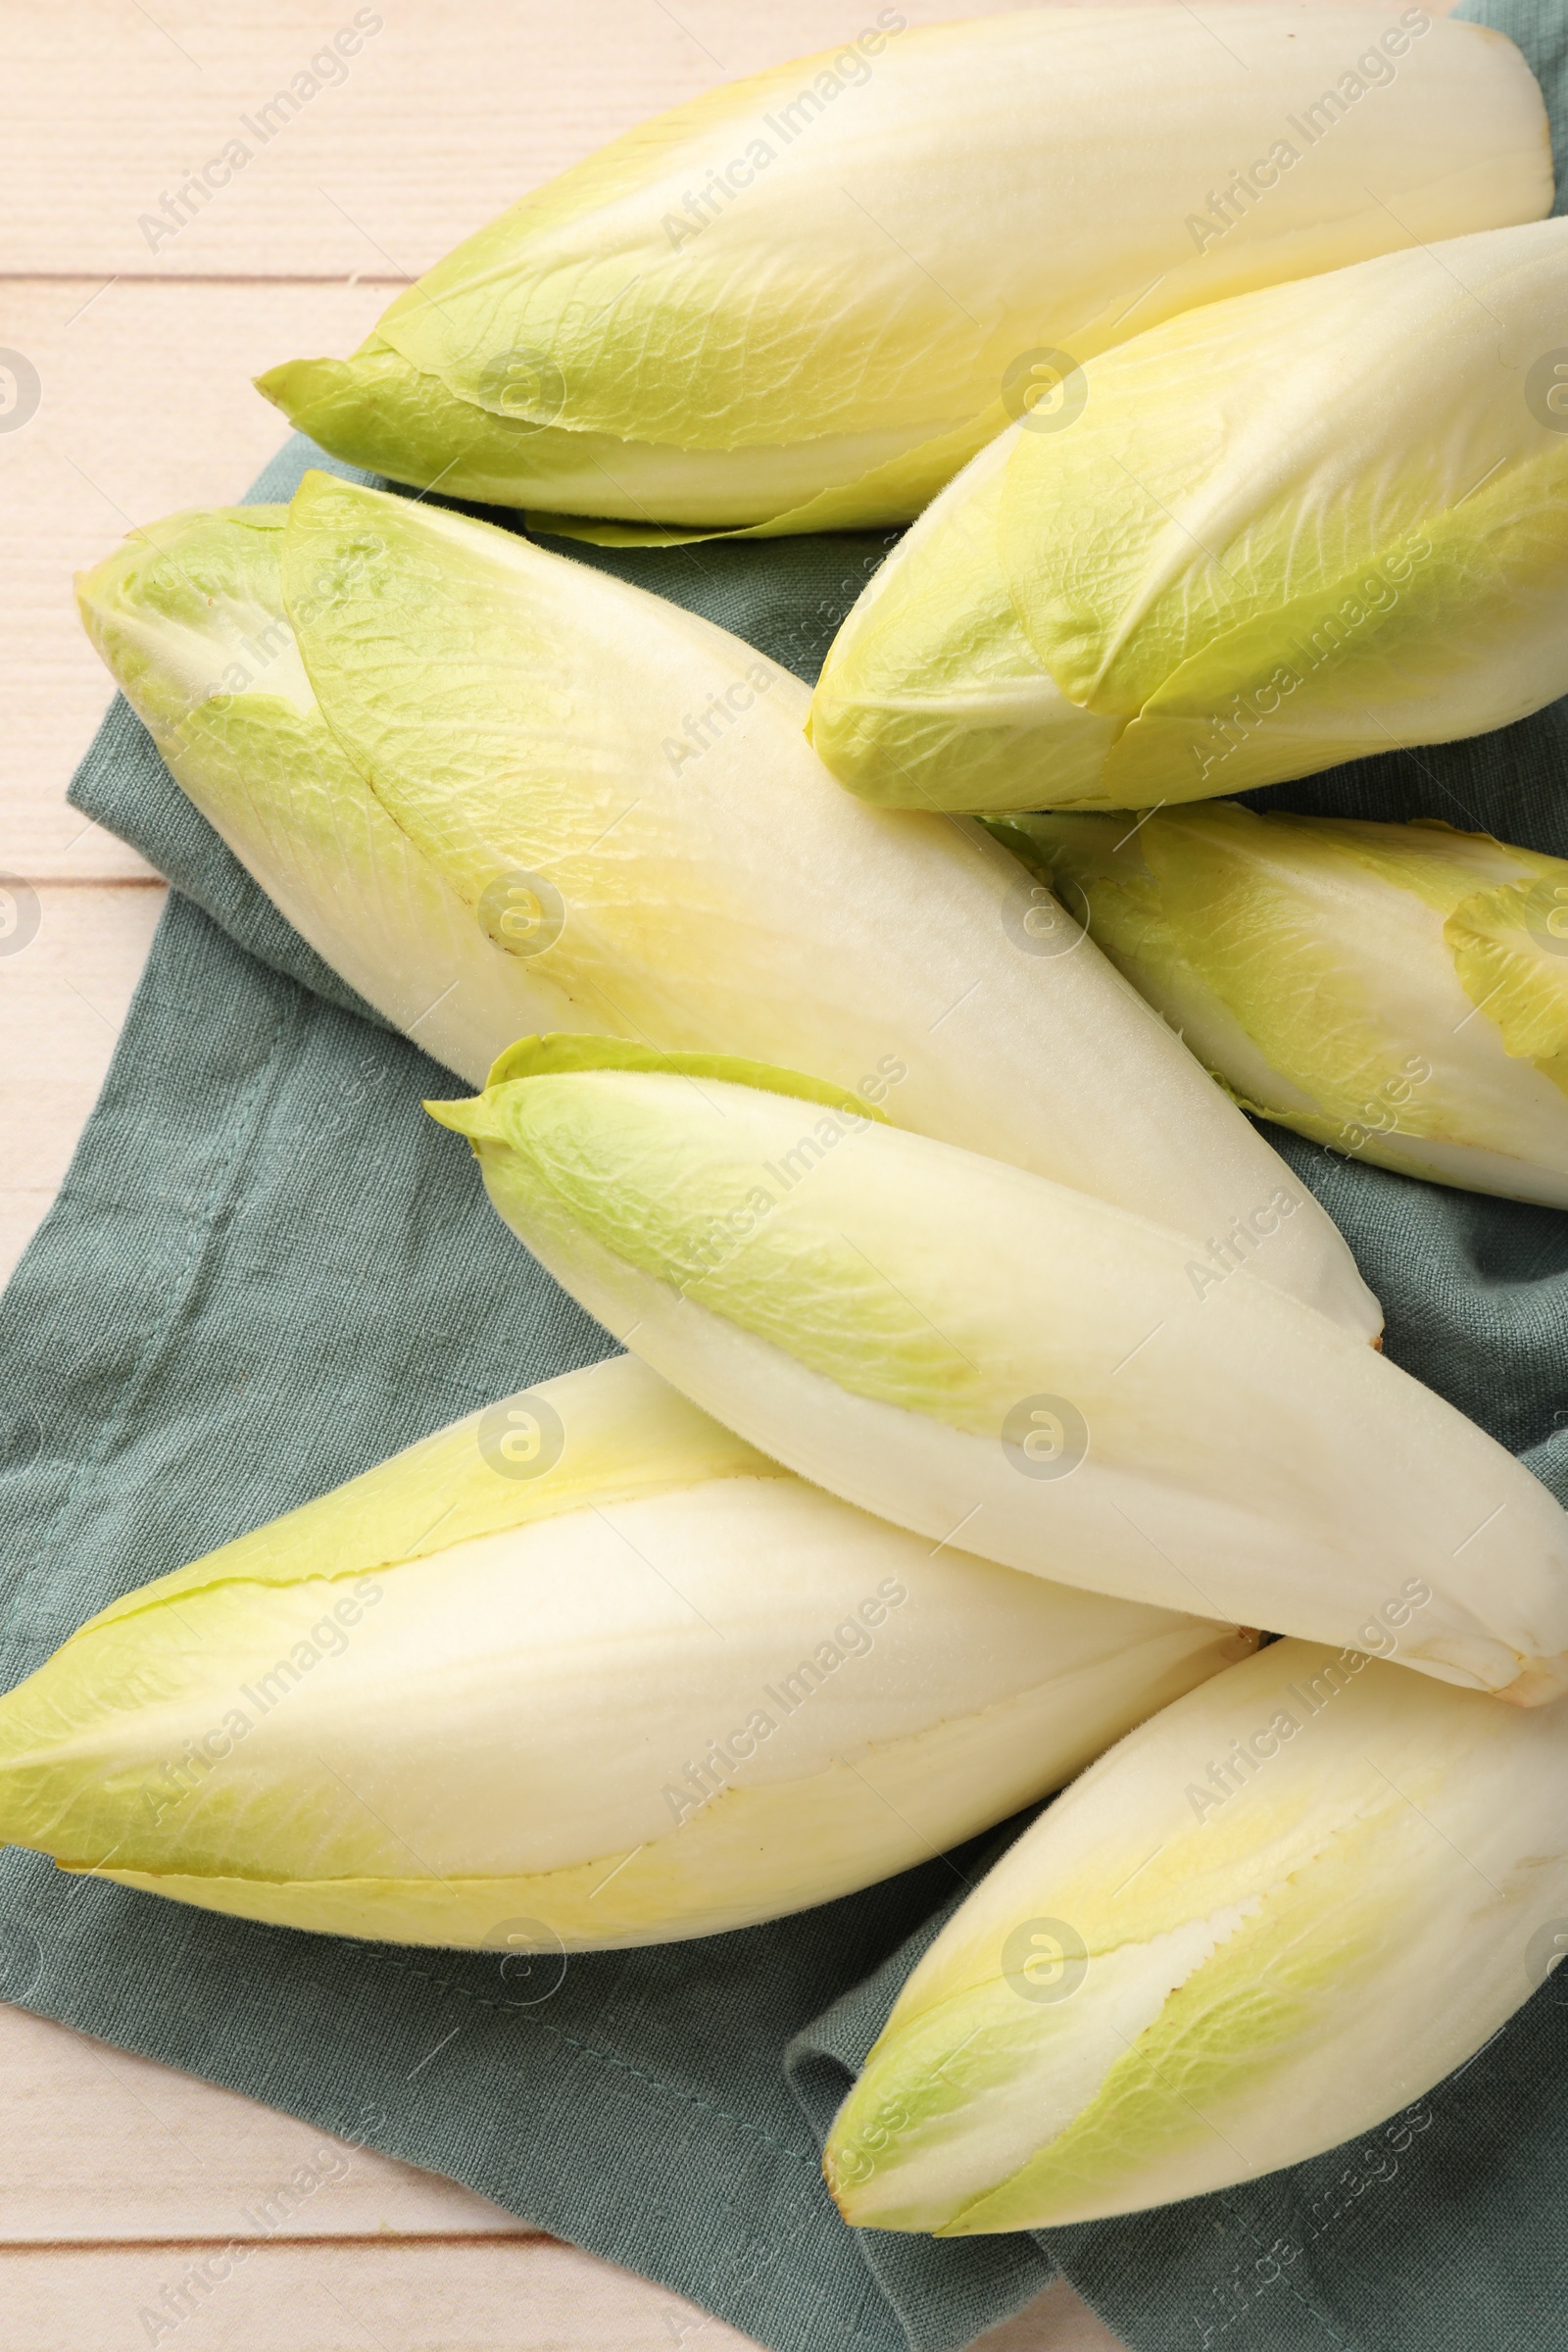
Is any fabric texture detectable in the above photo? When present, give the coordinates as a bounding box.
[4,6,1566,2342]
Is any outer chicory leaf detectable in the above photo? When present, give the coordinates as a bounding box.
[429,1038,1568,1704]
[75,472,1380,1339]
[256,10,1548,538]
[826,1638,1568,2230]
[0,1357,1250,1947]
[810,220,1568,810]
[1002,804,1568,1207]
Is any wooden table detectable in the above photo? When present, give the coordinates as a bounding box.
[1,1,1426,2340]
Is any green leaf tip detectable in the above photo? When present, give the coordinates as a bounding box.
[483,1031,891,1120]
[425,1033,890,1151]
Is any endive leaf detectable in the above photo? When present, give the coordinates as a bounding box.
[1010,806,1568,1205]
[1447,879,1568,1076]
[73,502,583,1075]
[812,219,1568,809]
[0,1358,1247,1947]
[77,472,1383,1338]
[826,1639,1568,2229]
[86,1348,778,1634]
[481,1031,888,1121]
[257,10,1548,531]
[431,1046,1568,1701]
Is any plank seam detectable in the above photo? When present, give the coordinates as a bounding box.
[0,2231,554,2254]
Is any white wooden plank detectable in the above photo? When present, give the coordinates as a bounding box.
[2,2233,767,2351]
[0,2004,530,2244]
[0,2236,1124,2351]
[976,2277,1132,2351]
[0,2007,1123,2346]
[2,0,1055,279]
[1,0,1458,882]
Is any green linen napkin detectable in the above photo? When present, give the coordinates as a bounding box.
[4,5,1565,2342]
